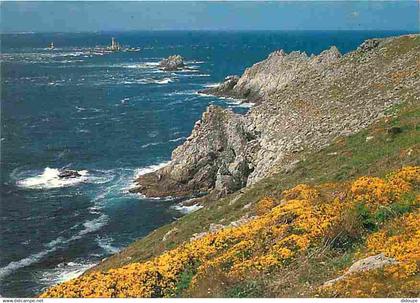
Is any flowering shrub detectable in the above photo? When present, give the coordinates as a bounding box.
[351,166,419,210]
[41,166,419,298]
[255,197,277,215]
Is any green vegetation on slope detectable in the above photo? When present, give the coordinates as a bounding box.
[77,99,419,297]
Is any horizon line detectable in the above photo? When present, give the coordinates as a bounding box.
[1,29,418,35]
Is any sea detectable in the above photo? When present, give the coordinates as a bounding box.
[0,30,411,297]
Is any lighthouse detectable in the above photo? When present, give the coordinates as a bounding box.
[110,37,121,51]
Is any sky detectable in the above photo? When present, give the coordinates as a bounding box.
[0,1,419,33]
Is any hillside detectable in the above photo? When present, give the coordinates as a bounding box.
[41,35,420,298]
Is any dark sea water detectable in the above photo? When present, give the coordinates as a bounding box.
[0,30,411,297]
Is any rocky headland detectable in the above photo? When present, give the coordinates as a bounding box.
[131,35,420,199]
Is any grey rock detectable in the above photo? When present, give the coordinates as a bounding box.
[58,170,81,179]
[323,253,397,287]
[357,39,381,52]
[199,75,240,98]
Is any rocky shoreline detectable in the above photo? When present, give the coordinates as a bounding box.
[131,35,420,199]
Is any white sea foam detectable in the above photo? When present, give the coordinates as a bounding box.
[79,214,109,236]
[119,62,160,69]
[0,212,109,280]
[77,129,90,133]
[120,77,174,85]
[148,130,159,138]
[165,90,196,97]
[191,73,210,77]
[89,170,116,185]
[96,236,120,254]
[0,249,55,281]
[169,136,187,143]
[134,161,171,179]
[38,261,96,285]
[185,60,205,64]
[15,167,114,190]
[144,62,160,66]
[225,99,255,108]
[120,97,130,104]
[196,92,213,98]
[45,237,66,249]
[141,141,163,148]
[232,103,254,108]
[155,78,173,84]
[171,203,203,214]
[173,68,199,73]
[16,167,89,189]
[203,83,219,88]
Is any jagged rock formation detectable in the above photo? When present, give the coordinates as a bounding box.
[158,55,185,71]
[132,35,420,198]
[200,46,342,103]
[131,105,255,196]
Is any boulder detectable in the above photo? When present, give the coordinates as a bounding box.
[323,253,397,287]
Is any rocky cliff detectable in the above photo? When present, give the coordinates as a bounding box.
[200,46,342,103]
[131,35,420,198]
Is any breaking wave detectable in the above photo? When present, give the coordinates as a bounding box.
[38,261,96,286]
[16,168,88,189]
[134,161,171,179]
[0,213,110,281]
[96,236,120,254]
[15,167,114,190]
[78,214,109,236]
[171,203,203,214]
[169,136,187,143]
[0,249,55,281]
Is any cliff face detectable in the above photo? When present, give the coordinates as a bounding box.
[132,35,420,198]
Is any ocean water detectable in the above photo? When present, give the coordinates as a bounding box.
[0,30,410,297]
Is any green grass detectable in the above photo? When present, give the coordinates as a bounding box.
[225,280,264,298]
[171,263,199,297]
[374,192,417,224]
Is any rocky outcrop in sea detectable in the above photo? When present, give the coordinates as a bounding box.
[131,35,420,198]
[158,55,185,71]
